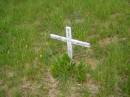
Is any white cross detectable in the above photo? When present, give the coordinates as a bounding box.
[50,26,91,59]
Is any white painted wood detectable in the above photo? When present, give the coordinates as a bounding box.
[50,26,91,59]
[50,34,90,47]
[50,34,67,42]
[66,26,73,59]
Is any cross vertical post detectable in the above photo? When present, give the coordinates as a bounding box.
[66,26,73,59]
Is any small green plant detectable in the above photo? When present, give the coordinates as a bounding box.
[75,62,87,82]
[51,54,74,80]
[51,54,88,82]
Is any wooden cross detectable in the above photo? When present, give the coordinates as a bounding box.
[50,26,91,59]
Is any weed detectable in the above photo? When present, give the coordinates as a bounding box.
[51,54,88,82]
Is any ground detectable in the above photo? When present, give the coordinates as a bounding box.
[0,0,130,97]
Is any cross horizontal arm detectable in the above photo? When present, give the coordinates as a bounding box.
[50,34,90,47]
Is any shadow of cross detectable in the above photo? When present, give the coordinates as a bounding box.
[50,26,91,59]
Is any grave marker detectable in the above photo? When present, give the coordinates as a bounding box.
[50,26,91,59]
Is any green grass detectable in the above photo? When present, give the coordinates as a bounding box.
[51,54,90,82]
[0,0,130,97]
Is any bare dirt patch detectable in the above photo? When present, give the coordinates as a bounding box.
[44,70,59,97]
[20,75,45,96]
[99,36,119,47]
[70,84,82,97]
[83,78,100,97]
[86,57,98,70]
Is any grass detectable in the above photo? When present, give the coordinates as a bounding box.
[0,0,130,97]
[51,54,90,82]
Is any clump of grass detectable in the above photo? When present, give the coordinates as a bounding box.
[75,62,88,82]
[51,54,73,80]
[51,54,89,82]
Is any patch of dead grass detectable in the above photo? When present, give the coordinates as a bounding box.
[44,70,59,97]
[86,57,98,70]
[99,36,119,47]
[83,77,100,97]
